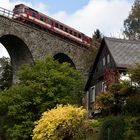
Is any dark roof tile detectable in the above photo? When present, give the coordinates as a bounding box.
[105,37,140,68]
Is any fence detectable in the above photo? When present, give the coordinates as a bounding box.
[0,7,13,18]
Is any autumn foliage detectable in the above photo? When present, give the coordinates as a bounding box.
[32,105,90,140]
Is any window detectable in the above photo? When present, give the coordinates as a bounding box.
[20,8,24,13]
[69,30,72,35]
[40,16,44,21]
[74,32,77,37]
[25,9,28,13]
[46,19,51,24]
[55,23,59,28]
[103,57,106,66]
[107,54,110,63]
[95,82,102,95]
[60,25,63,30]
[15,8,24,13]
[78,34,81,39]
[90,86,95,102]
[32,12,36,18]
[65,28,68,32]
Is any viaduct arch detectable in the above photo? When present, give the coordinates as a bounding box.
[0,15,95,83]
[0,35,34,83]
[53,53,75,68]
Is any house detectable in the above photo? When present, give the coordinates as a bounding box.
[85,37,140,115]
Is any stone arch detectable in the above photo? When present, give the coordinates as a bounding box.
[0,34,34,83]
[53,53,75,68]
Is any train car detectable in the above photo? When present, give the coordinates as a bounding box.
[13,4,92,46]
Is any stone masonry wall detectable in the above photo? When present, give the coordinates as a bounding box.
[0,15,96,81]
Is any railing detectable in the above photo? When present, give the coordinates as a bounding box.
[0,7,90,48]
[0,7,13,18]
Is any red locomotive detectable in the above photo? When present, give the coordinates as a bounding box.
[13,4,92,46]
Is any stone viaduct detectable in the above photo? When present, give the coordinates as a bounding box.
[0,13,96,83]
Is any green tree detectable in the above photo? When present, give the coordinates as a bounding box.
[93,29,103,42]
[0,56,84,140]
[92,29,103,48]
[129,63,140,85]
[124,0,140,40]
[0,57,12,91]
[32,104,90,140]
[109,81,133,115]
[122,64,140,116]
[123,94,140,116]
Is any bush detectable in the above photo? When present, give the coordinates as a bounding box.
[123,94,140,116]
[124,116,140,140]
[94,91,115,113]
[101,116,125,140]
[90,119,102,128]
[32,104,91,140]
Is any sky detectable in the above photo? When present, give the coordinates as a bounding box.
[0,0,135,57]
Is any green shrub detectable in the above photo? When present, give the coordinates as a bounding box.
[90,119,101,128]
[123,94,140,116]
[88,120,101,140]
[101,116,125,140]
[124,116,140,140]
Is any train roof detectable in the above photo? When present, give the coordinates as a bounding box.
[15,4,27,8]
[14,4,38,13]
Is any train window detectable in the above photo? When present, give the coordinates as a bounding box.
[47,19,51,24]
[78,34,81,39]
[15,8,24,13]
[21,8,25,13]
[74,32,77,37]
[60,25,63,30]
[25,9,28,13]
[65,28,68,32]
[13,9,19,13]
[40,16,44,21]
[55,23,59,28]
[69,30,73,35]
[32,12,36,18]
[86,38,89,43]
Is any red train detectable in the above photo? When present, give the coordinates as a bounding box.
[13,4,92,46]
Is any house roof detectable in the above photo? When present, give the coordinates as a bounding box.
[105,37,140,68]
[85,37,140,91]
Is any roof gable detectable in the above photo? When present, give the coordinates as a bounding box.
[105,37,140,68]
[85,37,140,91]
[85,39,104,86]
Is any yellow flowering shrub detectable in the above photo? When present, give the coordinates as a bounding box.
[32,104,89,140]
